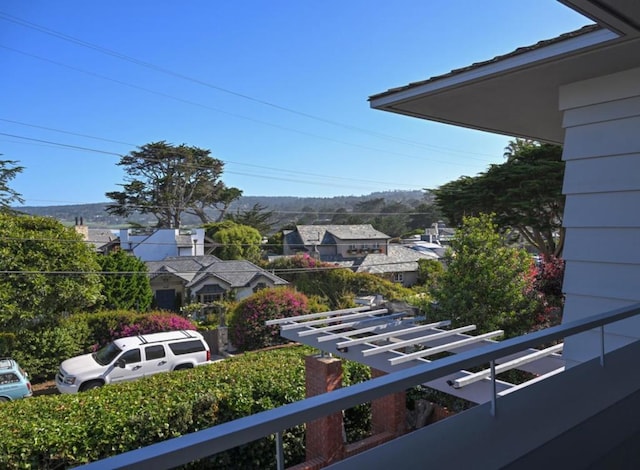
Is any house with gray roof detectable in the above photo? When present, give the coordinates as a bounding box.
[145,255,288,311]
[355,244,439,287]
[73,219,119,254]
[283,224,391,260]
[282,224,439,287]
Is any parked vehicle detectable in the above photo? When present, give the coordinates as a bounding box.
[0,358,33,401]
[56,330,211,394]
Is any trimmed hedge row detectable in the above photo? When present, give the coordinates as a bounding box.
[0,345,369,469]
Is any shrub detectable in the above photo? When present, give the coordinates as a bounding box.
[228,288,310,351]
[12,322,90,382]
[112,312,196,339]
[0,346,314,469]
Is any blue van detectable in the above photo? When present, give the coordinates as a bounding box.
[0,358,33,402]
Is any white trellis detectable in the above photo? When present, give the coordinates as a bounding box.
[267,302,564,403]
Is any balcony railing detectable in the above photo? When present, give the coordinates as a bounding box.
[78,302,640,470]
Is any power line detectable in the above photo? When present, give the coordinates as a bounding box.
[0,11,496,161]
[0,256,439,277]
[2,131,428,192]
[1,118,424,189]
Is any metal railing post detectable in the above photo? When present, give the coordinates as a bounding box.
[275,432,284,470]
[490,360,497,417]
[600,326,605,367]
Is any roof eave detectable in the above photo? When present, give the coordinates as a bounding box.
[369,26,622,144]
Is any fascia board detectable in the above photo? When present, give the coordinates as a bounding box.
[370,28,618,110]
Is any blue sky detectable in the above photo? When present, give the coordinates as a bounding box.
[1,1,590,206]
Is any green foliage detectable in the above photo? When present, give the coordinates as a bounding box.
[228,288,311,351]
[98,250,153,311]
[433,141,565,257]
[105,141,242,228]
[12,321,90,382]
[0,346,319,469]
[0,158,24,209]
[0,213,103,331]
[416,258,444,289]
[432,214,537,338]
[226,203,275,235]
[204,221,263,262]
[266,231,283,255]
[0,332,16,356]
[266,254,413,310]
[342,361,372,442]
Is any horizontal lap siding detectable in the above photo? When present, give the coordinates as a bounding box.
[560,68,640,365]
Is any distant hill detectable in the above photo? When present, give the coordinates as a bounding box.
[17,190,430,231]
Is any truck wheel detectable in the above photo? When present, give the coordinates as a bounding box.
[174,364,193,371]
[80,381,103,392]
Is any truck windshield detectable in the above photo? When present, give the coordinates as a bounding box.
[93,342,122,366]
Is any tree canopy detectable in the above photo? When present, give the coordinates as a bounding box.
[97,250,153,311]
[204,221,263,263]
[105,141,242,228]
[432,141,565,257]
[0,159,24,210]
[226,203,275,235]
[431,214,537,338]
[0,213,102,330]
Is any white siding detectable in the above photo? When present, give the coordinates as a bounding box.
[559,66,640,365]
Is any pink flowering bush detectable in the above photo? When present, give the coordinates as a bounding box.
[113,313,196,339]
[88,311,197,350]
[229,287,311,351]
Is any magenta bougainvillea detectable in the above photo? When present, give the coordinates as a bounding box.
[530,255,565,331]
[92,313,197,349]
[114,313,196,338]
[229,287,310,351]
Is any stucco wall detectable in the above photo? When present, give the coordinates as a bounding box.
[559,66,640,365]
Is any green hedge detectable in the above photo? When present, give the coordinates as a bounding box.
[0,346,372,469]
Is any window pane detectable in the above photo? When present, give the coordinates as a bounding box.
[145,345,166,360]
[169,340,205,355]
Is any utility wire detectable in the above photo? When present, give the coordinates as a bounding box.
[1,131,426,191]
[0,256,440,276]
[0,10,496,161]
[1,119,422,188]
[0,44,475,167]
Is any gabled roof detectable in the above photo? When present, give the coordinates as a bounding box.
[86,228,118,251]
[295,225,390,246]
[368,6,640,143]
[356,245,438,274]
[145,255,221,283]
[186,260,288,289]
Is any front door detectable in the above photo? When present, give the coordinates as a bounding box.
[155,289,176,311]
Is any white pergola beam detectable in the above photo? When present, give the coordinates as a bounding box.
[265,306,370,326]
[389,330,504,365]
[280,308,389,330]
[317,321,407,343]
[336,320,451,348]
[451,343,564,389]
[362,325,478,357]
[296,312,405,337]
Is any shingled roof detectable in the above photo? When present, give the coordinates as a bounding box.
[295,224,391,246]
[356,244,438,274]
[187,260,288,288]
[369,24,600,102]
[145,255,221,283]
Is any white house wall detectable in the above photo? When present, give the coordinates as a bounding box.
[120,229,205,261]
[560,66,640,365]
